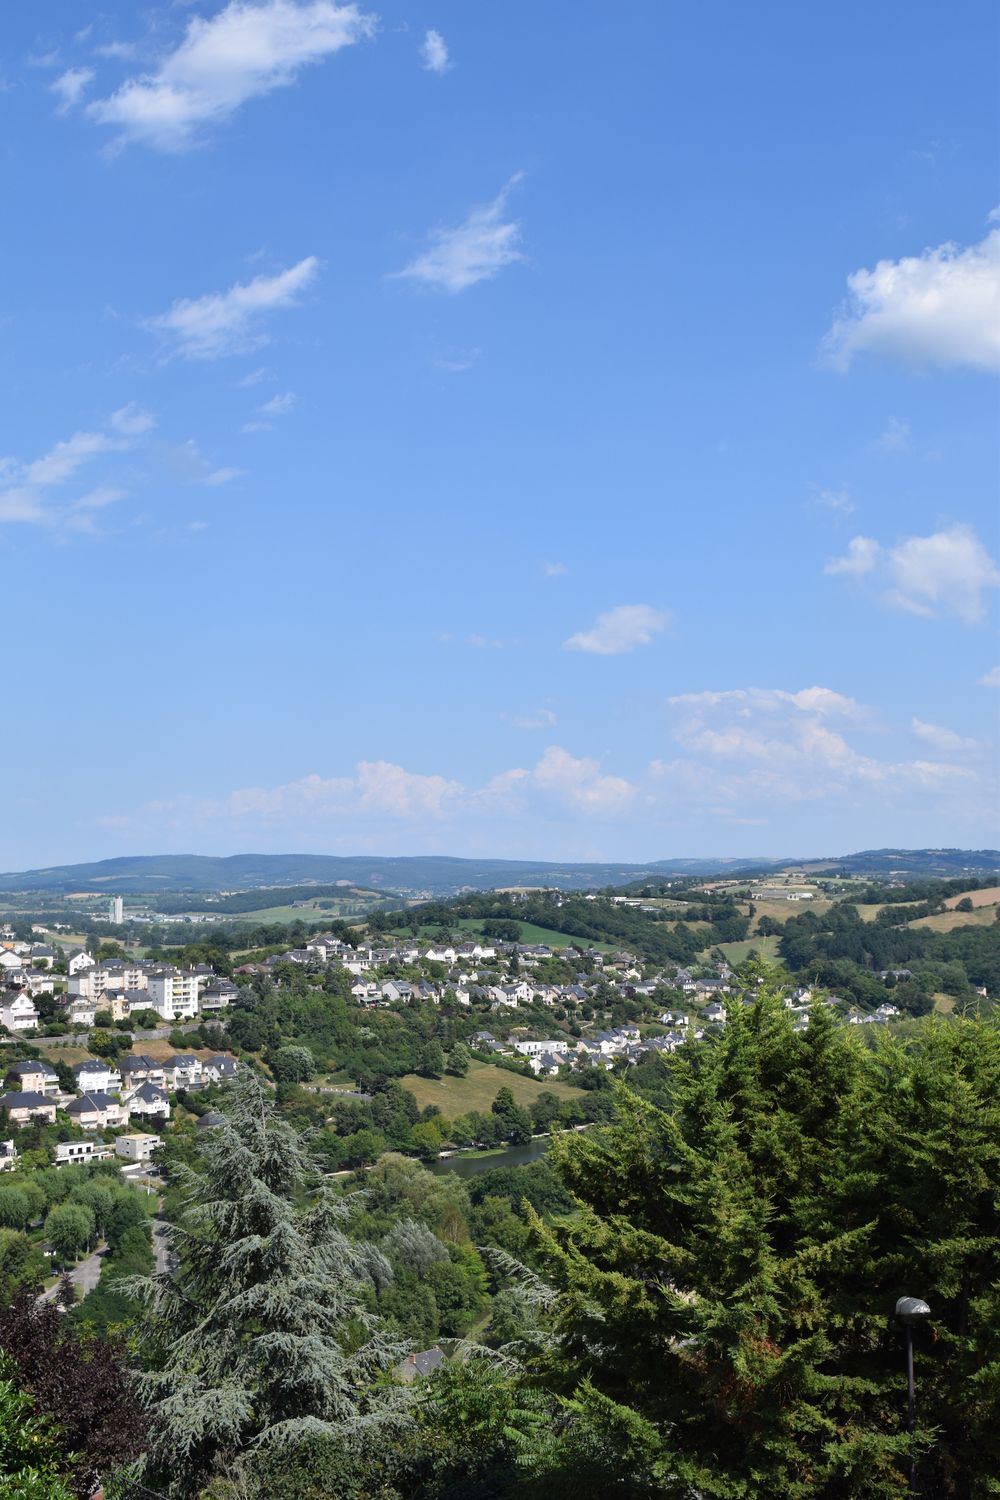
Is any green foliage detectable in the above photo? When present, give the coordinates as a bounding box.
[0,1359,75,1500]
[267,1043,315,1083]
[125,1072,404,1497]
[530,979,1000,1497]
[44,1203,95,1264]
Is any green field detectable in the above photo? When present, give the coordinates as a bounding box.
[390,917,614,952]
[400,1060,582,1115]
[700,934,782,966]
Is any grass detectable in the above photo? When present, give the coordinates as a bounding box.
[750,898,834,924]
[703,935,782,966]
[399,1060,582,1115]
[933,993,956,1014]
[943,886,1000,909]
[908,907,999,933]
[855,904,885,923]
[35,1038,227,1064]
[389,917,615,952]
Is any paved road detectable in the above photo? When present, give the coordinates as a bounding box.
[153,1218,174,1277]
[39,1242,107,1303]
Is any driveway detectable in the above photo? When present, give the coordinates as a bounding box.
[39,1241,107,1302]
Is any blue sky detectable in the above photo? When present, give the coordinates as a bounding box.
[2,1,998,869]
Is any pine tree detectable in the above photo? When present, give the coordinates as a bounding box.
[125,1072,405,1498]
[531,976,1000,1497]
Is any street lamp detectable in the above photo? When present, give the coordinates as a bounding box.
[896,1295,931,1494]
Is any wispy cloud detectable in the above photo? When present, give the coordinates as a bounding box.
[50,66,94,113]
[979,666,1000,688]
[0,413,152,531]
[566,603,669,655]
[910,717,979,753]
[433,346,480,373]
[875,416,910,452]
[543,560,568,577]
[392,176,525,293]
[822,216,1000,372]
[420,29,449,73]
[653,686,980,811]
[811,485,855,515]
[87,0,376,151]
[826,524,1000,624]
[242,390,297,431]
[147,257,318,359]
[510,708,557,730]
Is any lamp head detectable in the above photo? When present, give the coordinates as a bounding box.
[895,1296,931,1323]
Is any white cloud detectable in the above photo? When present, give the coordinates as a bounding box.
[109,402,156,436]
[87,0,376,151]
[812,486,855,515]
[0,415,151,531]
[393,176,524,293]
[257,390,297,416]
[910,717,979,753]
[147,257,318,359]
[876,416,910,452]
[566,603,668,655]
[822,219,1000,372]
[543,560,568,577]
[204,466,244,486]
[825,535,880,578]
[150,745,637,826]
[51,66,94,112]
[420,29,449,73]
[654,686,979,810]
[530,746,635,813]
[433,347,480,373]
[511,708,557,730]
[828,525,1000,624]
[979,666,1000,688]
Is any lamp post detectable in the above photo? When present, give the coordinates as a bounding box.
[895,1295,930,1494]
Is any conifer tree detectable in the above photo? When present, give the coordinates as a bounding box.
[531,973,1000,1498]
[125,1072,404,1498]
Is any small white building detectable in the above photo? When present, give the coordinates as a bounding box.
[0,992,39,1032]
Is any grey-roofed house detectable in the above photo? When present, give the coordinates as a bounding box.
[395,1346,446,1383]
[122,1081,171,1120]
[4,1060,59,1096]
[66,1092,128,1130]
[0,1091,57,1125]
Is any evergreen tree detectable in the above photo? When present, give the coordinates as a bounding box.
[531,977,1000,1498]
[124,1072,404,1497]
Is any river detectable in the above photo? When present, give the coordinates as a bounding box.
[429,1131,585,1178]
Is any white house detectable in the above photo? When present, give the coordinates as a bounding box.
[0,992,39,1033]
[68,950,96,976]
[122,1082,171,1120]
[514,1039,572,1058]
[73,1058,121,1095]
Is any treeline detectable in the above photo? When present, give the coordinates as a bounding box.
[375,891,750,962]
[779,901,1000,1007]
[148,882,395,915]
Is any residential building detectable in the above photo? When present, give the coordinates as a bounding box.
[146,966,199,1022]
[66,1092,129,1130]
[0,992,39,1032]
[4,1060,59,1096]
[55,1139,110,1166]
[115,1133,158,1163]
[0,1091,57,1125]
[121,1082,171,1120]
[74,1058,122,1095]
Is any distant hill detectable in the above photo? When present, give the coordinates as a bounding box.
[0,852,784,897]
[785,849,1000,878]
[0,848,995,899]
